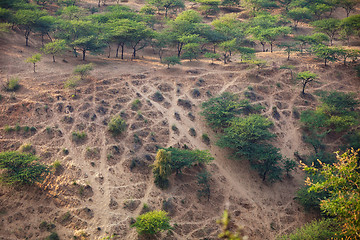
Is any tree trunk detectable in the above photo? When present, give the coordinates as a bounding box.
[82,49,86,61]
[213,45,216,53]
[344,57,346,65]
[132,47,136,60]
[177,42,183,57]
[270,43,273,53]
[25,31,30,47]
[33,63,36,73]
[47,33,52,42]
[261,43,265,52]
[121,44,124,59]
[223,53,227,64]
[41,34,44,46]
[53,55,55,62]
[302,82,306,94]
[108,45,111,58]
[262,171,267,181]
[287,51,290,60]
[98,0,101,7]
[165,8,168,18]
[116,44,120,58]
[324,58,327,66]
[73,48,78,57]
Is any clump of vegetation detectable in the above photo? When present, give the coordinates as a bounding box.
[189,127,196,136]
[52,160,61,170]
[0,151,49,185]
[131,99,142,110]
[39,221,56,232]
[162,56,181,68]
[192,88,201,98]
[297,71,318,94]
[153,91,164,102]
[71,131,87,142]
[151,149,172,189]
[217,210,246,240]
[3,77,20,91]
[45,232,59,240]
[162,147,214,174]
[26,53,42,73]
[18,143,35,154]
[202,133,210,145]
[197,170,211,201]
[201,92,262,130]
[73,63,93,80]
[177,99,192,109]
[64,76,81,97]
[278,219,338,240]
[108,115,127,136]
[131,210,172,236]
[171,124,178,132]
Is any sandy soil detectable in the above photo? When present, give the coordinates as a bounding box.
[0,5,360,240]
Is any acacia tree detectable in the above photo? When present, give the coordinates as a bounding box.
[302,149,360,238]
[42,39,67,62]
[147,0,184,17]
[278,42,298,60]
[338,0,358,17]
[152,149,172,188]
[126,21,154,59]
[297,71,317,94]
[287,7,313,28]
[34,15,56,45]
[311,18,341,46]
[14,9,47,46]
[312,44,338,66]
[26,53,41,73]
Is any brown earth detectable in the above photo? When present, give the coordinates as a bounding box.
[0,3,360,240]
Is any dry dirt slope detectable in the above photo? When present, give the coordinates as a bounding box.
[0,30,359,240]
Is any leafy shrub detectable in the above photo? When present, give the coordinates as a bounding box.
[162,147,214,174]
[0,151,49,185]
[73,63,93,80]
[131,99,141,110]
[162,56,181,68]
[108,115,127,136]
[277,219,337,240]
[152,149,172,189]
[202,133,210,145]
[52,160,61,170]
[131,210,172,236]
[71,131,87,142]
[189,128,196,136]
[4,77,20,91]
[18,143,35,154]
[153,91,164,102]
[201,92,260,130]
[197,170,211,200]
[45,232,59,240]
[283,158,297,176]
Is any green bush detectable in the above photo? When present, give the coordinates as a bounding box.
[277,219,337,240]
[108,115,127,136]
[71,131,87,142]
[131,210,172,236]
[162,147,214,174]
[0,151,49,185]
[162,56,181,68]
[45,232,59,240]
[73,63,93,80]
[201,92,261,130]
[131,99,141,110]
[4,77,20,91]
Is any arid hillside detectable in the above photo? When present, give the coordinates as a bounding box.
[0,1,360,239]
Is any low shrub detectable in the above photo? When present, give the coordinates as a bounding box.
[108,115,127,136]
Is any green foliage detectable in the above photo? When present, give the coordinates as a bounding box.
[311,44,338,66]
[71,131,87,142]
[0,151,49,185]
[45,232,59,240]
[198,0,221,16]
[277,219,337,240]
[296,71,317,94]
[73,63,93,80]
[131,210,172,236]
[131,99,141,110]
[64,76,81,96]
[42,40,67,62]
[197,170,211,200]
[287,7,313,27]
[283,158,297,176]
[162,147,214,174]
[217,210,245,240]
[202,133,210,144]
[217,114,284,182]
[108,115,127,136]
[311,18,341,45]
[302,149,360,238]
[147,0,184,17]
[4,77,20,91]
[204,52,220,63]
[301,91,359,136]
[152,149,172,188]
[162,56,181,68]
[296,174,329,211]
[26,53,42,73]
[201,92,260,130]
